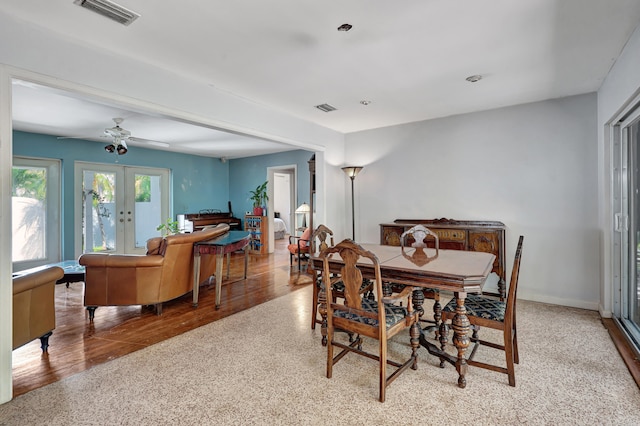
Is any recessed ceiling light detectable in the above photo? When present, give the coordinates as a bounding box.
[360,100,372,106]
[465,75,482,83]
[337,23,353,32]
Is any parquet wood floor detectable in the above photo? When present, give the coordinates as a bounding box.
[11,238,312,397]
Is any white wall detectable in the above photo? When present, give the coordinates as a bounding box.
[345,93,599,310]
[597,24,640,316]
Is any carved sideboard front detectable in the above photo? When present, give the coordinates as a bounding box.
[380,218,506,299]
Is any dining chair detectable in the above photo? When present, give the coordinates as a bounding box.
[288,227,312,270]
[399,224,442,327]
[309,225,373,330]
[321,239,420,402]
[439,235,524,386]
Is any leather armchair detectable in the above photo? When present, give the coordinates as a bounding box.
[79,223,230,320]
[13,266,64,352]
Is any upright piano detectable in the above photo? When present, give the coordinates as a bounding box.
[182,209,242,231]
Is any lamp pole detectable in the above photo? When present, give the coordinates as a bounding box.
[342,166,363,241]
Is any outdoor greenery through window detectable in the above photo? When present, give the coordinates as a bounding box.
[12,157,61,268]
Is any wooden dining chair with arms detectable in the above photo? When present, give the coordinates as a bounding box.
[288,227,312,270]
[439,235,524,386]
[321,239,420,402]
[398,225,442,326]
[309,225,374,333]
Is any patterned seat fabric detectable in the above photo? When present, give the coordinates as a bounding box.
[334,298,408,327]
[442,294,506,322]
[318,277,371,293]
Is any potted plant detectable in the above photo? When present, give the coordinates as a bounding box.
[156,218,180,236]
[249,181,268,216]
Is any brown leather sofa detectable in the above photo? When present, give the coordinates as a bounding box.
[13,266,64,352]
[79,223,229,320]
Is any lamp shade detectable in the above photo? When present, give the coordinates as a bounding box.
[342,166,363,179]
[295,202,311,213]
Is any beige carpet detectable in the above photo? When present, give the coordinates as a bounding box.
[1,286,639,425]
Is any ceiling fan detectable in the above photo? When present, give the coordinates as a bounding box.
[58,117,170,155]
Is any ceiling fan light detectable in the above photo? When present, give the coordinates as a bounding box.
[116,144,128,155]
[105,144,115,153]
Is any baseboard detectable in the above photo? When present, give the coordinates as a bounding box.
[516,290,599,311]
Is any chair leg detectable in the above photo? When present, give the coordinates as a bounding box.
[311,280,319,330]
[504,328,516,387]
[379,338,387,403]
[513,321,519,364]
[327,328,334,379]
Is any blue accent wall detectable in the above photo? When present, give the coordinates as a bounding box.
[13,131,312,259]
[228,150,313,219]
[13,131,229,259]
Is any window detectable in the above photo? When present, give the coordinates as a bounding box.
[12,157,61,270]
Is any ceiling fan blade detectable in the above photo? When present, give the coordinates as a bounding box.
[128,136,170,148]
[57,135,109,140]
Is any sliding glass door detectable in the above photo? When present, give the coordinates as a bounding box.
[614,111,640,350]
[75,162,170,256]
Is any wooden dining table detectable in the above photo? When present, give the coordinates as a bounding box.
[308,242,496,388]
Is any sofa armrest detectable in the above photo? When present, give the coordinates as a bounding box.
[13,266,64,295]
[13,266,63,351]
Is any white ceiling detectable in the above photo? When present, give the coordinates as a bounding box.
[5,0,640,158]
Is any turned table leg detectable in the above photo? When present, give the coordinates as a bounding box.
[451,291,470,388]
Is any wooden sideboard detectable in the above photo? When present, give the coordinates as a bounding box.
[380,218,507,299]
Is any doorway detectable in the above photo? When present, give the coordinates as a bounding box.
[74,162,170,256]
[267,166,296,252]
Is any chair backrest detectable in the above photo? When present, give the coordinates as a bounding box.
[321,239,385,333]
[310,224,335,254]
[504,235,524,327]
[400,224,439,252]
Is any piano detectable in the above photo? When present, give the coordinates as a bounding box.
[181,205,242,231]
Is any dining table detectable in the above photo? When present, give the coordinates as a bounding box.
[308,242,496,388]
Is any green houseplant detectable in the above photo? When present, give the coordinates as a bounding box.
[156,218,180,236]
[249,181,268,216]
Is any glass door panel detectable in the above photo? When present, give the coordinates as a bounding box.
[81,168,121,254]
[624,120,640,345]
[125,167,169,254]
[75,162,169,256]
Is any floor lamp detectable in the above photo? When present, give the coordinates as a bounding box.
[342,166,363,240]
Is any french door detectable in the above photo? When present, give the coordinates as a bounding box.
[12,157,61,271]
[74,162,170,256]
[614,110,640,352]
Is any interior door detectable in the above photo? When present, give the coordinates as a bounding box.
[75,162,169,256]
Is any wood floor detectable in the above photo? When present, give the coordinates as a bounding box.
[11,238,312,398]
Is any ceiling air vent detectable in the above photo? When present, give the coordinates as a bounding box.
[315,103,337,113]
[73,0,140,26]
